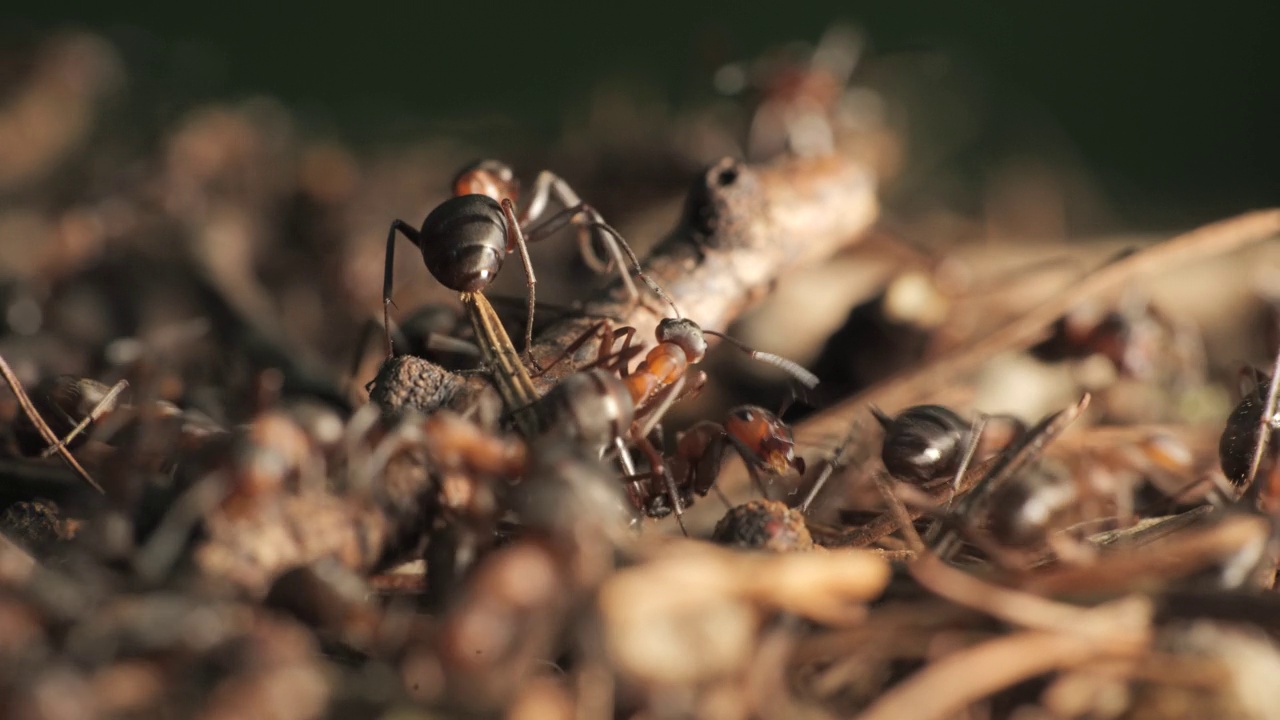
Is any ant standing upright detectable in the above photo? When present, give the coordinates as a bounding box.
[382,160,673,437]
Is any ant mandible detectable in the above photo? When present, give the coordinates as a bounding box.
[382,160,667,366]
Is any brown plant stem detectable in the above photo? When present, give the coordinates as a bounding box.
[0,352,104,494]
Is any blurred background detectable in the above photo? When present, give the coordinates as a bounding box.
[1,2,1278,431]
[8,1,1279,225]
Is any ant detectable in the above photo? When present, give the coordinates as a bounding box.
[538,316,818,532]
[383,160,673,437]
[985,429,1197,556]
[643,405,806,519]
[871,404,1025,491]
[1219,364,1280,508]
[801,395,1091,556]
[1030,297,1205,385]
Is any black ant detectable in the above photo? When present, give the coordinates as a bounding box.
[382,160,674,437]
[383,159,669,362]
[1219,364,1280,505]
[871,404,1026,490]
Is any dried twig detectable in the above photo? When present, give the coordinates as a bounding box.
[853,626,1147,720]
[0,353,104,494]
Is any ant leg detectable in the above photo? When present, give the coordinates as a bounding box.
[580,325,641,375]
[713,486,733,510]
[519,170,624,274]
[691,429,731,499]
[634,375,687,440]
[39,379,129,457]
[524,204,679,319]
[800,423,856,514]
[519,171,614,272]
[949,415,987,495]
[383,220,422,357]
[348,317,380,397]
[499,199,540,368]
[747,465,771,501]
[528,319,611,378]
[634,431,687,536]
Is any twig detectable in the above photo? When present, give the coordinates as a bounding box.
[1022,511,1271,596]
[0,353,104,494]
[872,471,924,553]
[853,627,1145,720]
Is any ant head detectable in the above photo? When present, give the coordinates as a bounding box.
[452,159,518,200]
[419,195,507,293]
[656,318,708,363]
[726,405,804,476]
[877,404,969,485]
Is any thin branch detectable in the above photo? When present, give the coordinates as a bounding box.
[0,353,104,494]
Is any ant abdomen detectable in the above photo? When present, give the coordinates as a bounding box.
[1219,387,1278,486]
[541,368,635,453]
[986,465,1079,547]
[873,404,968,485]
[418,194,507,293]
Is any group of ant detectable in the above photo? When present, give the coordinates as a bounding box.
[14,156,1273,560]
[379,157,1255,553]
[8,154,1274,567]
[379,159,815,534]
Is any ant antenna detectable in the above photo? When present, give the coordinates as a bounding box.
[702,330,820,389]
[800,422,857,514]
[582,220,681,319]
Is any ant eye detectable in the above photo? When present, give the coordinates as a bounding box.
[732,408,756,422]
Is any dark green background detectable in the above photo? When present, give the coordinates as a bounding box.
[7,1,1278,226]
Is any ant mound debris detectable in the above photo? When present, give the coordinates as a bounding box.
[1,25,1279,720]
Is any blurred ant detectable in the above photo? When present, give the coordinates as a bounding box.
[801,396,1087,548]
[716,24,865,160]
[1031,298,1205,385]
[871,404,1024,491]
[985,429,1198,557]
[1219,361,1280,510]
[927,394,1090,560]
[538,317,818,532]
[383,160,674,437]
